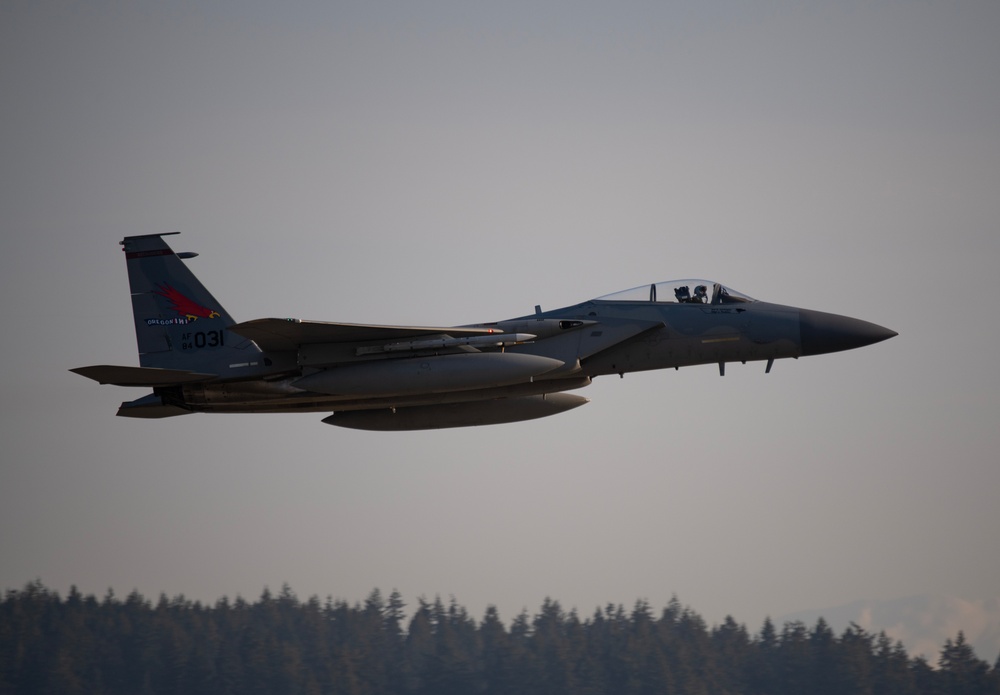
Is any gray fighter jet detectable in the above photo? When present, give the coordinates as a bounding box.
[72,233,896,430]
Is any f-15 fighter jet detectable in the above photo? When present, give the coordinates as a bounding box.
[72,233,896,430]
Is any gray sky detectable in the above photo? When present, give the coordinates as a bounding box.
[2,0,999,640]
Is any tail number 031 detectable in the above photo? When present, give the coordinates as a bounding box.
[182,331,225,350]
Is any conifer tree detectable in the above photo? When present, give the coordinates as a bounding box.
[5,580,1000,695]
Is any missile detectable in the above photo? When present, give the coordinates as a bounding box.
[357,333,536,355]
[470,319,597,340]
[293,352,564,397]
[323,393,590,431]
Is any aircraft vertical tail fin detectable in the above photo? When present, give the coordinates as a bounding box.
[123,233,262,374]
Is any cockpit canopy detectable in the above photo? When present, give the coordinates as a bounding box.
[594,279,755,305]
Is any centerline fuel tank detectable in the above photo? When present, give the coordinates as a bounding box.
[322,393,590,431]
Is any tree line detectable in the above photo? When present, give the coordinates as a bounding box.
[2,580,998,695]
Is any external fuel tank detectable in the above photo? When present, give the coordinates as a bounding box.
[293,352,564,397]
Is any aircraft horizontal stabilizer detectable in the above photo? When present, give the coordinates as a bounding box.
[117,393,192,418]
[70,365,216,387]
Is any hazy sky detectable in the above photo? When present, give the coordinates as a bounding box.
[2,0,999,641]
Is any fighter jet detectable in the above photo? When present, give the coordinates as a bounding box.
[72,233,896,430]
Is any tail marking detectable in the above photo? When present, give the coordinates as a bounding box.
[153,283,221,322]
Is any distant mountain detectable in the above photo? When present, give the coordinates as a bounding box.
[779,595,1000,663]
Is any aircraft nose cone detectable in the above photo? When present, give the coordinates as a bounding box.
[799,309,897,356]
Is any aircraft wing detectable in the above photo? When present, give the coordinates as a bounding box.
[228,318,504,352]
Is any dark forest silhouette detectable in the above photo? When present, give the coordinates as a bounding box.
[3,580,998,694]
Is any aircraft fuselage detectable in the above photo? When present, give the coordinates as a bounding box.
[160,297,892,417]
[72,236,896,430]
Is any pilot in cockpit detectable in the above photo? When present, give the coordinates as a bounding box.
[674,285,707,303]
